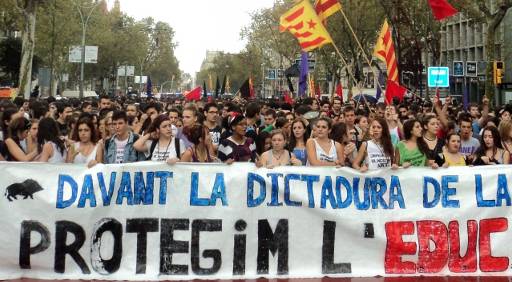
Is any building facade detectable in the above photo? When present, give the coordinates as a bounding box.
[439,2,512,104]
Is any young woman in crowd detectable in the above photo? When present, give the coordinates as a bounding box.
[473,126,510,165]
[36,117,66,163]
[1,117,38,161]
[384,104,402,146]
[26,118,39,154]
[180,124,216,163]
[258,129,302,168]
[133,114,184,164]
[288,119,308,165]
[422,115,445,159]
[435,133,467,167]
[353,117,395,172]
[306,117,345,166]
[355,115,369,141]
[499,120,512,154]
[66,117,103,167]
[395,119,434,168]
[218,114,257,163]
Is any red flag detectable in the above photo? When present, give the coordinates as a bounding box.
[184,86,202,101]
[385,80,406,105]
[315,83,321,99]
[428,0,457,21]
[336,83,343,99]
[283,91,294,105]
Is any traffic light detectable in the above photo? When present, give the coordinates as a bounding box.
[494,61,504,85]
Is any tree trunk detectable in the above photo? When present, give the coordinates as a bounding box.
[18,0,37,98]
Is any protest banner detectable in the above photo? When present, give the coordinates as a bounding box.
[1,162,512,280]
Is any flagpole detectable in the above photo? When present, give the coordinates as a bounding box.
[337,8,385,96]
[330,42,370,109]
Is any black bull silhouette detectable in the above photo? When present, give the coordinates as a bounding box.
[4,179,44,201]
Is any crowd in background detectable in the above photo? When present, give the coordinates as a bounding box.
[0,93,509,171]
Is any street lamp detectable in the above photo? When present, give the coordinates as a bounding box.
[73,0,100,99]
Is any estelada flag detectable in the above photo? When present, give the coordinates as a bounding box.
[385,80,406,105]
[374,19,398,82]
[428,0,458,21]
[314,0,341,24]
[280,0,333,51]
[184,86,202,101]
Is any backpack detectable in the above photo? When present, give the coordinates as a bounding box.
[147,137,181,161]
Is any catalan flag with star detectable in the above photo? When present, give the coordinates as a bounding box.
[279,0,333,52]
[314,0,342,23]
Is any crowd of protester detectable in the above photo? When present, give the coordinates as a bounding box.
[0,92,509,171]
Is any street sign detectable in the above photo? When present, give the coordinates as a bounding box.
[294,58,316,70]
[428,67,450,88]
[466,61,477,77]
[68,46,98,63]
[117,65,135,77]
[453,61,464,76]
[267,69,277,80]
[134,76,147,83]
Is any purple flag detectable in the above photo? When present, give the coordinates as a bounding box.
[299,52,309,97]
[146,76,152,98]
[375,70,383,100]
[463,82,469,111]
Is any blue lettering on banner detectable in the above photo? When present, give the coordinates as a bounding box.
[284,174,302,207]
[190,172,228,206]
[56,171,173,209]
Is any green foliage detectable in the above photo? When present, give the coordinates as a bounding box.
[1,0,181,93]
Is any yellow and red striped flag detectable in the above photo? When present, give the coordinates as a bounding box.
[373,19,398,82]
[314,0,341,23]
[279,0,333,51]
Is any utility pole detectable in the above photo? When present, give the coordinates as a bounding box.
[73,0,100,99]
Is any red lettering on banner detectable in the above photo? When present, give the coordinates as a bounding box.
[385,218,509,274]
[417,220,448,273]
[479,218,509,272]
[448,220,477,272]
[384,221,416,274]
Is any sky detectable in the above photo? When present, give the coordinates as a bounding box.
[116,0,276,76]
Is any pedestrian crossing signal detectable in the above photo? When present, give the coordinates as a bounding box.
[494,61,504,85]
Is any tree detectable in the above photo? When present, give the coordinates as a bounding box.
[0,37,22,85]
[14,0,40,98]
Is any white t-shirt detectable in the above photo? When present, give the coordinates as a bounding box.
[144,138,184,161]
[114,138,128,163]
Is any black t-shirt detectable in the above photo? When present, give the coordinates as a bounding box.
[58,121,68,136]
[208,125,222,147]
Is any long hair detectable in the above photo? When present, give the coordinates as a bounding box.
[475,126,503,158]
[329,123,347,144]
[37,117,65,155]
[403,119,429,156]
[373,117,394,160]
[147,114,170,134]
[288,118,308,151]
[71,117,99,144]
[8,117,31,143]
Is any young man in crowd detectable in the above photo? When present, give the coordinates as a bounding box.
[204,102,222,152]
[458,113,480,163]
[99,95,112,111]
[259,108,276,133]
[104,110,144,164]
[55,102,73,137]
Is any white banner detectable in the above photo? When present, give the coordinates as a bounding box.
[1,162,512,280]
